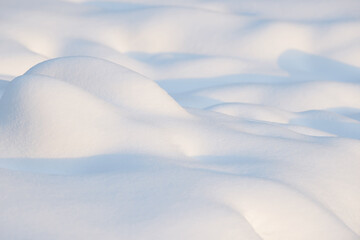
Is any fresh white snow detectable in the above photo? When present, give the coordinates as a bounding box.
[0,0,359,239]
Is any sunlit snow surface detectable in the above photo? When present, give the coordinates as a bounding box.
[0,0,360,239]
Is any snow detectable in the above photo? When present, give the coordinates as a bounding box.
[0,0,360,239]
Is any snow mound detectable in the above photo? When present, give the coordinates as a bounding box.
[0,72,183,158]
[0,74,126,158]
[26,57,188,117]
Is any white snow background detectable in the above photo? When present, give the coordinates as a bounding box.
[0,0,360,239]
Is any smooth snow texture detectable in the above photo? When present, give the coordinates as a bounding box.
[0,0,360,240]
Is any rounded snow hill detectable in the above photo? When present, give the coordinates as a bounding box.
[25,56,188,117]
[0,74,130,158]
[0,65,186,158]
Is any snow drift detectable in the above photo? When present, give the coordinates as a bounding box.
[0,0,359,239]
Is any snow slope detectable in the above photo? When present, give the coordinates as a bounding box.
[0,0,360,239]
